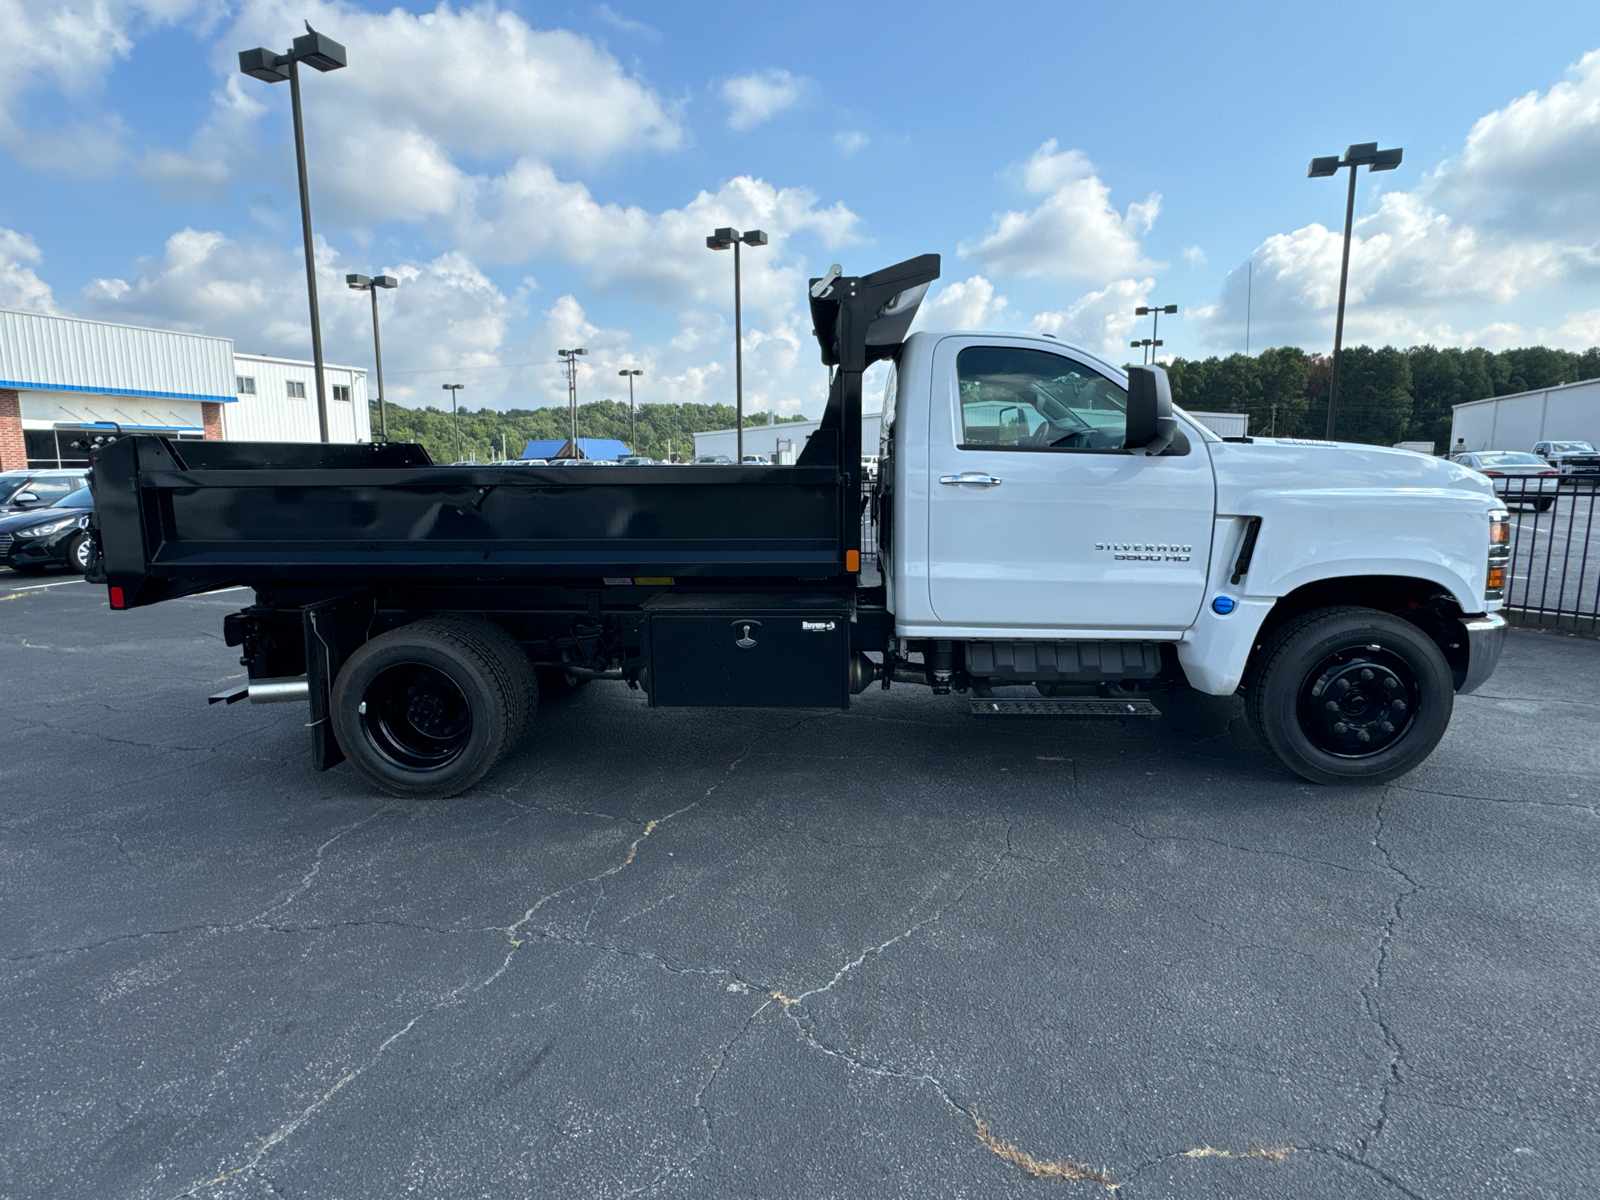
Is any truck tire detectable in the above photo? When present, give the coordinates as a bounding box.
[330,617,537,798]
[1244,606,1453,786]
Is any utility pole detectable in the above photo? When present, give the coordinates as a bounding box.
[1245,261,1252,357]
[618,368,643,450]
[442,383,464,462]
[558,348,587,456]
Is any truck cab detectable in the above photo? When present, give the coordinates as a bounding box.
[876,328,1508,783]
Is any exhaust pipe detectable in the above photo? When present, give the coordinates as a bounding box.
[249,676,310,704]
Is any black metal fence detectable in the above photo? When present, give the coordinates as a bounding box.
[1498,477,1600,632]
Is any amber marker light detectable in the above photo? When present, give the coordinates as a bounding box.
[845,549,860,572]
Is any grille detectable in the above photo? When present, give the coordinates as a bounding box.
[0,534,12,556]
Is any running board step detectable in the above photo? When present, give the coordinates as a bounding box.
[969,697,1160,717]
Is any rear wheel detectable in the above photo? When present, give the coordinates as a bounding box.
[1244,606,1453,785]
[330,616,536,798]
[1535,497,1554,512]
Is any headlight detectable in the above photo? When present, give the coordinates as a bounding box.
[15,516,77,539]
[1486,510,1510,601]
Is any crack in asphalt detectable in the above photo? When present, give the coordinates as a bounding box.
[1358,789,1421,1160]
[159,717,825,1200]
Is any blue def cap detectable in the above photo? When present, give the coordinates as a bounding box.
[1211,596,1237,615]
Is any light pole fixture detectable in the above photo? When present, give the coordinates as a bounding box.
[239,23,348,443]
[442,383,464,462]
[1130,338,1162,361]
[1308,141,1403,439]
[558,349,588,456]
[706,226,768,463]
[618,368,643,450]
[1134,304,1177,365]
[347,273,398,441]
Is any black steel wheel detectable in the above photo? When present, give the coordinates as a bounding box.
[1245,606,1454,785]
[330,616,536,798]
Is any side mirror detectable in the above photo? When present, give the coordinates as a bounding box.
[1125,366,1176,456]
[13,491,40,505]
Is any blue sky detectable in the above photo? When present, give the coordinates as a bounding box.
[4,0,1600,415]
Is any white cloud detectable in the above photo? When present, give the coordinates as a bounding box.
[960,140,1160,283]
[1195,47,1600,352]
[0,0,205,170]
[1029,278,1155,360]
[1182,245,1207,269]
[151,0,680,218]
[720,69,805,131]
[593,4,658,38]
[0,227,65,314]
[473,167,860,310]
[912,276,1010,331]
[78,229,514,406]
[1432,47,1600,242]
[834,130,869,156]
[1548,308,1600,349]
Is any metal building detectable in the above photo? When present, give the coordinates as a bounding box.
[1,308,369,470]
[1450,377,1600,453]
[694,410,883,464]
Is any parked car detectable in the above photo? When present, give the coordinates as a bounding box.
[0,469,87,514]
[692,454,733,465]
[1450,450,1559,510]
[1532,440,1600,480]
[740,454,771,465]
[1,484,94,572]
[616,456,661,466]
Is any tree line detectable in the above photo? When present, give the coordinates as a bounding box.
[375,341,1600,460]
[373,398,809,463]
[1165,344,1600,449]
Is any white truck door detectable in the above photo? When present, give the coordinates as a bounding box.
[925,336,1215,632]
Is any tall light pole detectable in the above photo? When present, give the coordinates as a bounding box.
[239,24,347,443]
[1134,304,1177,365]
[558,349,587,457]
[1309,142,1403,439]
[347,273,397,441]
[618,368,643,449]
[442,383,464,462]
[706,226,768,463]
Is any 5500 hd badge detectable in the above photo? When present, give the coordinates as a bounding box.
[1095,543,1193,562]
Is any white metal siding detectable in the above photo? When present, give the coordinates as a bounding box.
[226,354,370,443]
[0,308,234,402]
[1186,410,1250,439]
[1450,378,1600,452]
[694,412,882,460]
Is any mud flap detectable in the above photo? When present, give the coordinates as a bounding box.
[302,593,374,771]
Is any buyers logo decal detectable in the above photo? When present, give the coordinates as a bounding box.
[1095,542,1193,562]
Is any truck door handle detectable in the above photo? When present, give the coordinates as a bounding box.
[939,473,1002,487]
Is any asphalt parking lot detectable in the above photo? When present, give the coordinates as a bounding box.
[3,575,1598,1199]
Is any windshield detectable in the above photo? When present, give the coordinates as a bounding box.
[1476,452,1546,466]
[53,486,93,507]
[1551,442,1597,453]
[0,471,30,501]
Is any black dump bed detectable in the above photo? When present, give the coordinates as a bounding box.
[87,254,939,609]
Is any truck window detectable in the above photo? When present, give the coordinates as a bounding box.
[956,346,1127,451]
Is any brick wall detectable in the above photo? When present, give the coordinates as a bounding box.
[0,389,26,471]
[202,402,224,440]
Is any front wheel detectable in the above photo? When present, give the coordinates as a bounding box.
[67,532,92,573]
[1244,606,1454,785]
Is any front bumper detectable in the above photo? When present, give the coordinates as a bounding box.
[1458,613,1508,694]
